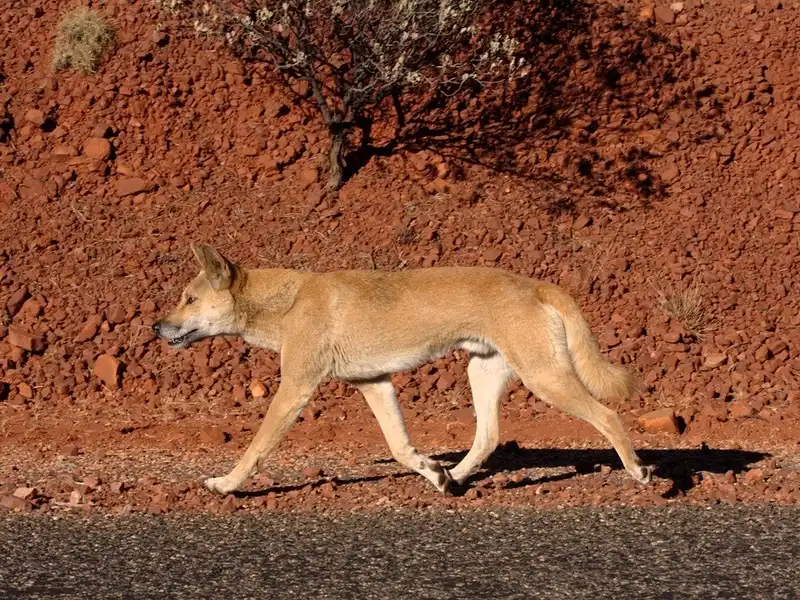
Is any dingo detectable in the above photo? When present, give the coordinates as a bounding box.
[153,244,653,496]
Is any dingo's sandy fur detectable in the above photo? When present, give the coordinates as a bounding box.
[154,244,653,495]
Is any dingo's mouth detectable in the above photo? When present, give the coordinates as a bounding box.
[168,329,198,348]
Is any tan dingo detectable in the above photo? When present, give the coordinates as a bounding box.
[153,244,653,496]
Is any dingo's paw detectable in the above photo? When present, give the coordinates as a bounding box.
[204,476,237,495]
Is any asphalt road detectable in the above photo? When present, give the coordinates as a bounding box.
[1,506,797,600]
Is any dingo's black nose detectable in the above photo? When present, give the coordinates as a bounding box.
[152,321,162,335]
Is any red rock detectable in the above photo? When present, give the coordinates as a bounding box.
[302,466,324,479]
[83,476,101,491]
[83,137,112,160]
[660,163,680,182]
[232,385,247,403]
[199,426,228,445]
[436,372,456,390]
[431,178,450,194]
[250,380,267,398]
[482,248,502,262]
[24,108,45,126]
[654,5,676,24]
[13,487,37,500]
[7,288,30,315]
[105,305,127,325]
[116,177,151,197]
[219,494,240,513]
[7,326,45,353]
[729,401,755,419]
[599,332,620,348]
[0,494,31,512]
[638,408,681,434]
[743,468,764,483]
[51,145,78,161]
[703,353,727,369]
[94,354,122,389]
[91,123,113,138]
[17,383,33,399]
[75,316,102,343]
[572,214,592,230]
[299,166,319,189]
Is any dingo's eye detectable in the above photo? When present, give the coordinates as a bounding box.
[185,296,196,305]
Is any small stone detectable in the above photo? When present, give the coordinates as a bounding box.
[703,353,727,369]
[729,401,755,419]
[83,137,112,160]
[660,163,680,182]
[91,123,113,138]
[75,317,102,343]
[83,476,101,491]
[7,288,30,315]
[638,408,681,434]
[232,385,247,404]
[430,178,450,194]
[302,466,324,479]
[220,494,240,513]
[94,354,122,389]
[249,380,267,398]
[743,468,764,483]
[17,383,33,399]
[482,248,502,263]
[572,214,592,230]
[25,108,45,127]
[199,426,228,445]
[0,495,30,512]
[116,177,151,197]
[599,465,613,475]
[654,4,676,24]
[7,326,45,353]
[69,490,82,505]
[599,332,620,348]
[13,487,37,501]
[51,145,78,161]
[105,305,127,325]
[62,444,80,457]
[299,167,319,189]
[436,372,456,390]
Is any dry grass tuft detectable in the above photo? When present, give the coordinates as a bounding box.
[53,8,114,74]
[657,282,710,340]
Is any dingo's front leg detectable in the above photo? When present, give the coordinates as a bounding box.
[204,383,314,494]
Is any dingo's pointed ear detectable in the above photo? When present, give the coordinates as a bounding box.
[191,243,234,291]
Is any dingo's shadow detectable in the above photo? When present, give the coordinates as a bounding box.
[235,441,767,500]
[427,441,768,498]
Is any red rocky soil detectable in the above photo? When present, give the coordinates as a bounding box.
[1,0,799,515]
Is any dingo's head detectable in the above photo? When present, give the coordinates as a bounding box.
[153,244,243,349]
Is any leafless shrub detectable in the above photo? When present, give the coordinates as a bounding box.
[191,0,525,189]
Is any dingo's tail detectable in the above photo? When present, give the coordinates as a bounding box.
[536,283,639,400]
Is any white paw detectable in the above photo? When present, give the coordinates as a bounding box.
[204,476,237,495]
[632,464,654,485]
